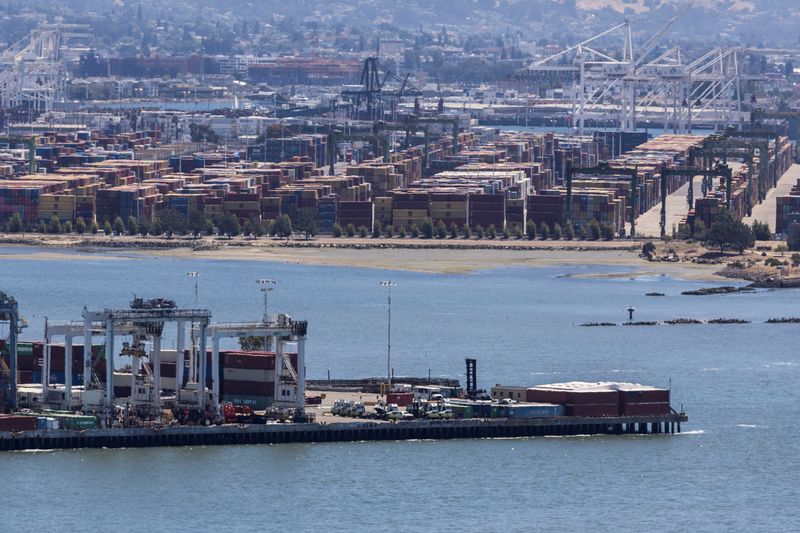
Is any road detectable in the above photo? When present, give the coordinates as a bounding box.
[634,176,704,238]
[742,163,800,232]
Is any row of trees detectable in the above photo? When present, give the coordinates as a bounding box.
[330,218,617,241]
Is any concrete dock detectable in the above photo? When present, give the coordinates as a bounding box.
[742,163,800,231]
[0,413,688,451]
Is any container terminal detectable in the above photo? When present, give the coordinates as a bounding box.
[0,290,687,451]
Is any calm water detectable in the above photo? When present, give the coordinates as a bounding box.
[1,248,798,532]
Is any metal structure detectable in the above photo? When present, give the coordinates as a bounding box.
[341,57,422,121]
[379,281,396,394]
[0,25,65,111]
[465,358,477,398]
[82,299,210,413]
[659,163,732,238]
[207,314,308,412]
[0,291,26,409]
[566,162,639,236]
[523,3,768,133]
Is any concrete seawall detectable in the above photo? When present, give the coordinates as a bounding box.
[0,413,687,451]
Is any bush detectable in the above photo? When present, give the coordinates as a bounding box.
[372,221,382,238]
[421,217,434,239]
[48,215,62,234]
[63,221,73,234]
[552,223,562,240]
[398,226,406,238]
[7,213,22,233]
[775,244,788,256]
[358,225,368,238]
[103,221,112,235]
[91,221,99,234]
[345,223,356,237]
[752,220,771,241]
[410,224,420,238]
[564,223,575,241]
[693,220,707,240]
[526,220,537,240]
[112,216,125,235]
[539,222,549,240]
[514,225,524,239]
[385,224,394,238]
[75,217,86,235]
[588,220,601,241]
[602,223,615,241]
[475,225,484,239]
[435,221,447,239]
[578,225,588,240]
[487,224,497,239]
[449,222,458,239]
[332,223,343,237]
[462,225,471,239]
[502,225,510,240]
[37,220,46,233]
[642,242,657,258]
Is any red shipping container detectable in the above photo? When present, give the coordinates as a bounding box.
[618,389,670,404]
[569,390,618,405]
[222,380,274,397]
[0,415,37,432]
[159,362,176,378]
[222,352,276,371]
[567,403,618,417]
[526,388,570,404]
[621,402,671,416]
[387,392,413,407]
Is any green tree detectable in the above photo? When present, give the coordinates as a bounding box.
[48,215,62,234]
[358,225,368,237]
[435,220,447,239]
[220,212,241,236]
[731,221,754,253]
[514,225,524,239]
[397,225,406,238]
[37,220,46,233]
[7,213,22,233]
[372,221,382,238]
[475,225,484,239]
[588,220,601,241]
[75,217,86,235]
[63,220,73,234]
[384,224,394,238]
[502,225,510,240]
[462,224,471,239]
[103,221,112,235]
[552,223,562,240]
[578,225,588,240]
[126,216,138,236]
[421,217,434,239]
[526,220,537,240]
[345,223,356,237]
[273,214,292,238]
[751,220,771,241]
[295,208,317,237]
[539,222,549,240]
[188,210,208,235]
[602,223,615,241]
[705,211,736,253]
[91,221,99,234]
[332,223,343,237]
[642,242,657,258]
[449,222,458,239]
[245,216,264,237]
[487,224,497,239]
[189,123,220,144]
[112,216,125,235]
[410,224,420,238]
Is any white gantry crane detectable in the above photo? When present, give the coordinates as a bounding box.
[0,24,80,112]
[524,1,761,134]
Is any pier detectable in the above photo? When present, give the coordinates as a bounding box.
[0,412,687,451]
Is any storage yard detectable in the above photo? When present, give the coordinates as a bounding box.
[0,126,793,242]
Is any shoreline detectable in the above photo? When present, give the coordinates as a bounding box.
[0,233,728,280]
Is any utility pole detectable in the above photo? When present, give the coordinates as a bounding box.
[257,279,277,351]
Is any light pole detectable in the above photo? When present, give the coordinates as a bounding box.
[187,272,199,382]
[380,281,396,395]
[257,279,277,351]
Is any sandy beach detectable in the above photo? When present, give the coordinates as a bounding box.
[0,233,726,280]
